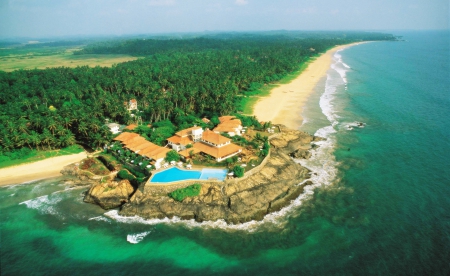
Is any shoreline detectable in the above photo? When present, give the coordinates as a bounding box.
[0,152,87,186]
[252,42,365,129]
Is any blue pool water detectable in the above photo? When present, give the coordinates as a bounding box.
[150,167,227,183]
[200,169,228,180]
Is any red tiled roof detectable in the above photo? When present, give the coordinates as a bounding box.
[115,132,169,161]
[167,135,193,146]
[113,132,139,142]
[218,116,235,123]
[122,136,147,146]
[213,125,238,133]
[178,148,201,158]
[127,141,159,152]
[142,147,171,160]
[139,143,162,155]
[193,142,241,159]
[175,126,202,137]
[125,124,138,130]
[213,119,242,133]
[201,130,230,145]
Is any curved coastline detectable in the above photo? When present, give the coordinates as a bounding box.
[0,152,87,186]
[253,42,366,130]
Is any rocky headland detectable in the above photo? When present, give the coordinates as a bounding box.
[120,125,317,224]
[64,125,319,224]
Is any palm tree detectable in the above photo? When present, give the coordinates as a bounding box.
[47,119,57,135]
[29,131,41,150]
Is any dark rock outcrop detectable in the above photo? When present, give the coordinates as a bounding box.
[84,179,134,209]
[290,148,312,159]
[119,125,315,223]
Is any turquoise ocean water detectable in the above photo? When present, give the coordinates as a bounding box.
[1,31,449,275]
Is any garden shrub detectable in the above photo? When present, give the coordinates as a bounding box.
[233,165,245,178]
[117,169,135,181]
[168,184,202,202]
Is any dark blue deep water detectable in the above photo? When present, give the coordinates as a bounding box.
[1,31,449,275]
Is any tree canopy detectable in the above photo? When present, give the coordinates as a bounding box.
[0,32,396,156]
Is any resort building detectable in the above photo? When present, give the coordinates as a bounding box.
[194,130,242,162]
[167,126,203,151]
[124,124,138,131]
[167,126,242,162]
[124,99,138,111]
[113,132,170,169]
[213,116,243,136]
[105,123,121,134]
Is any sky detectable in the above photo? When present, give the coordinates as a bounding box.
[0,0,448,38]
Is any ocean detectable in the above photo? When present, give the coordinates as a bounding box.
[1,31,449,275]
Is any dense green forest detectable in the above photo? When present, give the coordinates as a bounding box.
[0,32,396,156]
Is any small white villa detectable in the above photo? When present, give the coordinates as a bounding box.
[213,116,243,136]
[124,99,138,111]
[167,126,203,151]
[105,123,121,134]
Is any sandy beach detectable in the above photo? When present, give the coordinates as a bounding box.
[0,152,87,186]
[253,43,363,129]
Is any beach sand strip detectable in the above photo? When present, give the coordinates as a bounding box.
[0,152,87,186]
[252,43,364,129]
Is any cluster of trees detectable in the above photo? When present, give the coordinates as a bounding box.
[168,183,202,202]
[0,32,396,155]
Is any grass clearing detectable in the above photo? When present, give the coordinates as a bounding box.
[0,145,84,169]
[0,46,138,71]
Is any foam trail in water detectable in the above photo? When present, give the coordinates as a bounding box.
[127,231,151,244]
[19,188,79,216]
[295,46,351,201]
[89,216,111,223]
[19,194,63,215]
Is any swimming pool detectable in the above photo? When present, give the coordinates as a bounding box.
[150,167,228,183]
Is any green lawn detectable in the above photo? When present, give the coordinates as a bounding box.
[0,145,84,169]
[0,46,138,72]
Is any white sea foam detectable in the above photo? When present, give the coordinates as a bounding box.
[18,187,76,215]
[343,121,366,131]
[19,193,63,215]
[127,231,151,244]
[89,215,111,223]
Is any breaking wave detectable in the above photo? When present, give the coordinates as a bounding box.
[19,193,63,215]
[127,231,152,244]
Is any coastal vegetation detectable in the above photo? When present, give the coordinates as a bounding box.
[0,44,137,72]
[79,157,110,176]
[168,183,202,202]
[0,32,396,164]
[233,165,245,178]
[0,144,83,169]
